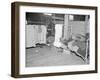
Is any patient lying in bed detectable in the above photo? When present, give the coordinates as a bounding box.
[60,33,89,61]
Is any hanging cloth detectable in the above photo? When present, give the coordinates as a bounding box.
[53,24,63,47]
[35,25,41,44]
[38,25,42,33]
[40,25,47,44]
[26,25,36,47]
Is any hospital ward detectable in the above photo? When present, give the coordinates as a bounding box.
[25,13,90,67]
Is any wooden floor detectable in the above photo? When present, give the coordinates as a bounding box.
[26,45,88,67]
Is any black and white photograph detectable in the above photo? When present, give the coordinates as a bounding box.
[11,2,97,78]
[25,13,90,67]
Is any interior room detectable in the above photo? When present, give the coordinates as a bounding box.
[25,12,90,67]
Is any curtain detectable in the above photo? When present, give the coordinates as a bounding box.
[26,25,47,47]
[53,24,63,47]
[26,25,36,47]
[40,25,47,44]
